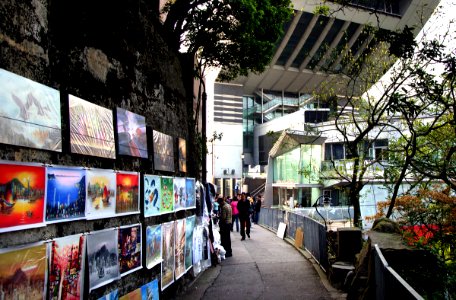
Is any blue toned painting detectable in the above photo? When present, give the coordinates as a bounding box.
[144,174,161,217]
[185,178,196,208]
[141,279,159,300]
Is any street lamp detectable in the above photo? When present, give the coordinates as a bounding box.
[240,154,244,193]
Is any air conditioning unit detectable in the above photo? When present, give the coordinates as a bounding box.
[231,169,235,175]
[223,169,228,175]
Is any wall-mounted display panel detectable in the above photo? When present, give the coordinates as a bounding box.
[116,108,148,158]
[153,130,174,172]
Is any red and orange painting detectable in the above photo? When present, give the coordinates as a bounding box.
[0,162,45,232]
[116,172,139,215]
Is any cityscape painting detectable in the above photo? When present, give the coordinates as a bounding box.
[45,166,86,223]
[0,162,45,232]
[0,68,62,152]
[161,221,175,291]
[140,279,159,300]
[69,94,115,159]
[146,224,162,269]
[185,215,196,270]
[144,174,161,217]
[116,171,139,215]
[173,177,186,211]
[153,130,174,172]
[178,138,187,172]
[116,108,148,158]
[160,176,173,213]
[185,178,196,208]
[0,243,47,300]
[87,229,120,291]
[49,234,85,300]
[174,218,186,280]
[118,224,142,276]
[86,169,116,219]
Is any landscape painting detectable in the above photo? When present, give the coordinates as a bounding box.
[185,178,196,208]
[146,224,162,269]
[69,94,115,159]
[118,224,142,276]
[144,174,161,217]
[116,108,148,158]
[174,218,186,280]
[185,215,196,270]
[86,169,116,219]
[45,166,86,223]
[178,138,187,172]
[0,162,45,232]
[116,171,139,215]
[49,234,85,300]
[87,229,120,291]
[153,130,174,172]
[0,243,47,300]
[161,221,175,291]
[173,177,186,211]
[160,176,173,213]
[140,279,159,300]
[0,68,62,152]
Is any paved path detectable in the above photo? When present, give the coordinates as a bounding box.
[176,224,346,300]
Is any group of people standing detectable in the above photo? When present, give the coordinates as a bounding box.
[215,193,262,258]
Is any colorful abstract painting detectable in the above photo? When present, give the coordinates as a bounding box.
[178,138,186,173]
[161,221,175,291]
[46,166,86,223]
[0,243,47,300]
[119,288,141,300]
[98,289,118,300]
[116,108,148,158]
[140,279,159,300]
[118,224,142,276]
[146,224,162,270]
[173,177,186,211]
[160,177,173,213]
[144,174,161,217]
[49,234,85,300]
[116,171,139,215]
[153,130,174,172]
[185,215,196,271]
[87,229,120,291]
[174,218,186,280]
[0,162,45,232]
[86,169,116,219]
[69,94,115,159]
[0,68,62,151]
[185,178,196,209]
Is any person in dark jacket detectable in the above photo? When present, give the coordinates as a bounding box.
[218,197,232,257]
[254,195,262,224]
[237,193,251,240]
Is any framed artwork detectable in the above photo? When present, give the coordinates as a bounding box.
[98,289,118,300]
[69,94,115,159]
[116,108,148,158]
[45,166,86,223]
[178,138,187,172]
[173,177,186,211]
[143,174,161,217]
[118,224,142,276]
[153,130,174,172]
[174,218,186,280]
[0,242,47,299]
[0,161,46,232]
[185,178,196,209]
[87,228,120,291]
[119,288,141,300]
[146,224,162,269]
[140,279,159,300]
[116,171,140,215]
[185,215,196,271]
[86,169,116,219]
[161,221,175,291]
[49,234,85,300]
[0,68,62,151]
[160,176,173,213]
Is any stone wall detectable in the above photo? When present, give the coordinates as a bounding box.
[0,0,195,298]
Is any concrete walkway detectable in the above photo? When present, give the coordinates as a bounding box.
[176,224,346,300]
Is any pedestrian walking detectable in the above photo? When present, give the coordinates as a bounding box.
[230,194,240,232]
[238,193,251,240]
[254,195,262,224]
[217,197,232,257]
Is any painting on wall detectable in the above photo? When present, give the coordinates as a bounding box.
[173,177,186,211]
[0,243,47,299]
[160,176,173,213]
[0,68,62,152]
[87,229,120,291]
[98,289,118,300]
[178,138,187,173]
[141,279,159,300]
[119,288,141,300]
[185,215,196,271]
[161,221,175,291]
[0,162,45,233]
[153,130,174,172]
[45,166,86,223]
[118,224,142,276]
[69,94,115,159]
[174,218,186,280]
[49,234,85,300]
[185,178,196,209]
[144,174,161,217]
[146,224,162,269]
[116,171,139,215]
[86,169,116,219]
[116,108,148,158]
